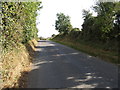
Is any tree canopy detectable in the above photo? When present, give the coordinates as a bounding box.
[81,2,120,41]
[55,13,72,35]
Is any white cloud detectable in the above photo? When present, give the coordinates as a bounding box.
[36,0,96,38]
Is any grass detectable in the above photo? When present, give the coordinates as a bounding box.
[51,37,118,65]
[1,39,37,88]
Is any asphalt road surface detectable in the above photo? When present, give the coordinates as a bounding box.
[28,40,118,88]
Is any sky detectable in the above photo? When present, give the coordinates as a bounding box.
[36,0,97,38]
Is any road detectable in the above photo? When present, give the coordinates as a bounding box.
[28,40,118,88]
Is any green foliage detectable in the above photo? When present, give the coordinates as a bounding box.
[55,13,72,35]
[82,10,96,40]
[1,2,42,52]
[54,2,119,62]
[72,28,80,31]
[81,2,120,41]
[68,30,81,39]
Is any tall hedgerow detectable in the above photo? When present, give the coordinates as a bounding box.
[1,2,42,52]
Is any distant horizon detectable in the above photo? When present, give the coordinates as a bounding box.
[36,0,97,38]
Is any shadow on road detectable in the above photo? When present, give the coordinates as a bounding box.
[26,40,118,88]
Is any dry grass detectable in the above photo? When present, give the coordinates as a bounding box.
[1,39,37,88]
[52,38,118,65]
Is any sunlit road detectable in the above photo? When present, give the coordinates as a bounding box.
[28,40,118,88]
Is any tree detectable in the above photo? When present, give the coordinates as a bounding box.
[81,10,96,40]
[55,13,72,35]
[112,2,120,39]
[92,2,118,41]
[72,28,80,31]
[81,2,120,41]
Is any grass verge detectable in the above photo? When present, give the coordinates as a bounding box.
[51,38,118,65]
[1,39,37,88]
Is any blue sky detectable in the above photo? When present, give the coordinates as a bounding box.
[36,0,97,38]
